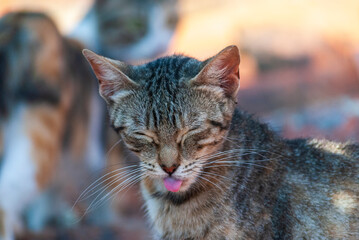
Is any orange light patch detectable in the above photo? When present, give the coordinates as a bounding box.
[25,104,66,189]
[68,117,89,161]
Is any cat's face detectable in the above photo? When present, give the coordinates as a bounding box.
[84,46,240,193]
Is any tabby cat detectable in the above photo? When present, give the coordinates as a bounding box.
[83,45,359,239]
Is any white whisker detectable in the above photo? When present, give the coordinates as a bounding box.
[86,172,144,212]
[73,164,139,208]
[196,175,223,191]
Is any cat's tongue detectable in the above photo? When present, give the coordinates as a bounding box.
[163,177,183,192]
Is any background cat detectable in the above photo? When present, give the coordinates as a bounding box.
[71,0,178,61]
[0,12,106,240]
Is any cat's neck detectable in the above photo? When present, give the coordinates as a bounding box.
[227,108,281,147]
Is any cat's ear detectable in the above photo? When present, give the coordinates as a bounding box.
[82,49,139,103]
[191,45,240,98]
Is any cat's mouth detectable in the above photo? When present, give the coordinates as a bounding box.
[163,177,183,192]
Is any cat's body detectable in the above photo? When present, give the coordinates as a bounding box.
[84,45,359,240]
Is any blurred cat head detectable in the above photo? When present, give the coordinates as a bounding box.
[94,0,178,61]
[84,46,240,193]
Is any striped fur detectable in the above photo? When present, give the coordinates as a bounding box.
[85,46,359,239]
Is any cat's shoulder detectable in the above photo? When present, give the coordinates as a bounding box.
[287,138,359,161]
[284,138,358,184]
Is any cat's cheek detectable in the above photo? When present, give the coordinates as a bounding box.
[177,177,197,192]
[193,146,216,160]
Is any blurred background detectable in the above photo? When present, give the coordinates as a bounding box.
[0,0,358,239]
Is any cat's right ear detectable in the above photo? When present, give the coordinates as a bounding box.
[82,49,139,103]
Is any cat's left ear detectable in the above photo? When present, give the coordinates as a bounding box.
[190,45,240,98]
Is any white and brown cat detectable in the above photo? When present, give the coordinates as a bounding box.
[0,12,105,240]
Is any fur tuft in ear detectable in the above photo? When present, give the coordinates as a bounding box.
[82,49,138,103]
[191,45,240,98]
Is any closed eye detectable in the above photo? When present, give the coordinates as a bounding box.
[133,131,154,143]
[176,126,202,144]
[198,137,217,145]
[196,137,220,149]
[181,129,215,149]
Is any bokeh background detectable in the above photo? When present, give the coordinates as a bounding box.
[0,0,358,239]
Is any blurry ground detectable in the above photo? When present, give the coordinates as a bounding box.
[239,38,359,142]
[1,0,359,239]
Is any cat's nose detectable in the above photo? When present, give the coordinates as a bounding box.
[160,164,179,175]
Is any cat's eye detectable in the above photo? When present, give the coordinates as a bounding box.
[132,131,159,145]
[133,132,152,141]
[176,126,202,144]
[196,145,204,150]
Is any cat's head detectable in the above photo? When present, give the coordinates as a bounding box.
[84,46,240,193]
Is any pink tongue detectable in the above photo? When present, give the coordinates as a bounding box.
[163,177,183,192]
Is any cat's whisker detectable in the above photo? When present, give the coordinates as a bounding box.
[73,164,139,207]
[105,138,123,158]
[109,175,144,205]
[203,162,273,171]
[199,149,282,165]
[78,168,143,203]
[83,172,142,213]
[197,148,272,162]
[202,155,280,166]
[201,156,241,165]
[193,169,237,184]
[85,173,143,214]
[76,167,140,200]
[196,175,224,191]
[203,158,275,167]
[91,174,144,211]
[198,148,244,158]
[93,175,142,212]
[200,153,244,163]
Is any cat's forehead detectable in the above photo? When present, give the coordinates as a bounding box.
[114,55,226,132]
[131,55,202,84]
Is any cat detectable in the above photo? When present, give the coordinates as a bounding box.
[71,0,178,61]
[0,12,105,240]
[83,45,359,240]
